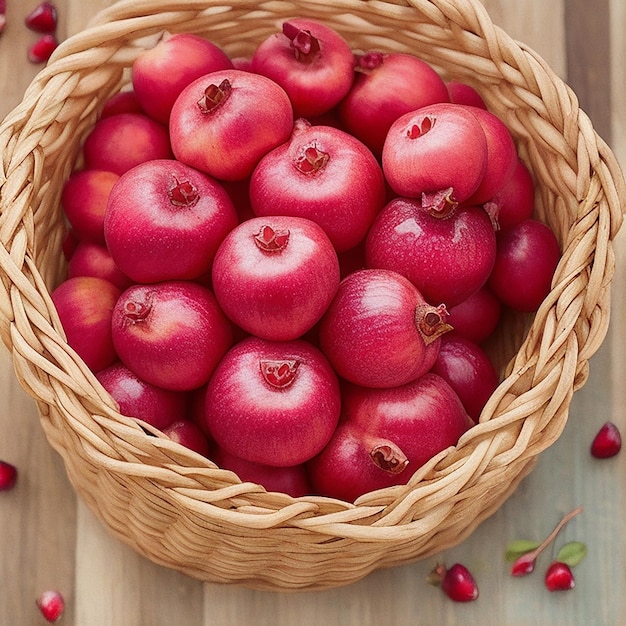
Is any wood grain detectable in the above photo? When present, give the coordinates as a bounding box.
[1,1,624,624]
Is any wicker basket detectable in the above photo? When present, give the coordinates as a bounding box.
[0,0,624,592]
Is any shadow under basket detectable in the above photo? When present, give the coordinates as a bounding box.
[0,0,624,592]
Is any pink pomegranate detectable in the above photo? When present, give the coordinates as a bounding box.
[162,419,211,456]
[465,106,518,204]
[67,241,133,290]
[82,112,173,175]
[308,374,473,502]
[446,80,487,109]
[104,159,238,283]
[111,281,233,391]
[51,276,121,372]
[249,119,386,252]
[211,216,340,341]
[483,158,536,231]
[96,361,188,430]
[100,90,144,118]
[132,32,233,124]
[446,286,502,344]
[169,69,294,181]
[382,102,488,209]
[251,18,354,118]
[204,336,341,467]
[211,446,312,497]
[488,218,561,312]
[61,169,119,244]
[318,269,452,388]
[338,51,450,155]
[365,197,497,307]
[430,335,499,422]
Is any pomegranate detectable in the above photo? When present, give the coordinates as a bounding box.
[483,158,536,231]
[488,218,561,312]
[430,335,499,422]
[132,32,233,124]
[251,18,354,118]
[338,51,450,155]
[61,169,119,244]
[51,276,121,372]
[211,216,340,341]
[205,336,341,467]
[67,240,133,290]
[318,269,452,388]
[211,446,312,497]
[365,197,497,307]
[100,90,144,118]
[446,285,502,344]
[104,159,238,283]
[446,80,487,109]
[111,281,233,391]
[382,102,488,209]
[249,119,386,252]
[96,361,188,431]
[308,374,472,501]
[162,419,211,456]
[169,69,293,181]
[82,112,173,175]
[465,106,518,204]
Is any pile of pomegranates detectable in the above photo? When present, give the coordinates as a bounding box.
[54,19,561,502]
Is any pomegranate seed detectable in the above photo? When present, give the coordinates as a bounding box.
[36,590,65,622]
[25,2,58,33]
[544,561,575,592]
[0,460,17,490]
[428,562,479,602]
[27,33,58,64]
[590,421,622,458]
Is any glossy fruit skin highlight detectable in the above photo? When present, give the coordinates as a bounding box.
[249,120,386,252]
[169,69,294,181]
[211,216,340,341]
[365,197,497,308]
[308,374,472,501]
[205,336,341,467]
[111,281,233,391]
[104,159,238,283]
[319,269,451,388]
[338,51,450,155]
[251,18,355,118]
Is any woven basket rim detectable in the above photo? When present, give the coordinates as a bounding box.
[0,0,624,590]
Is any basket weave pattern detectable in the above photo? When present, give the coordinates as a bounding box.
[0,0,624,591]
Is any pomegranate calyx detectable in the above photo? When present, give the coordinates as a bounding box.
[254,225,290,252]
[421,188,458,217]
[260,359,300,388]
[282,22,321,63]
[123,298,152,323]
[294,143,330,174]
[370,441,409,475]
[197,78,232,114]
[483,200,501,231]
[407,115,435,139]
[355,51,385,73]
[168,176,200,207]
[415,303,453,345]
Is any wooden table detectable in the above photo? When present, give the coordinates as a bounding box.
[1,1,624,624]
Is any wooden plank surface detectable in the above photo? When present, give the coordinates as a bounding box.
[1,1,624,624]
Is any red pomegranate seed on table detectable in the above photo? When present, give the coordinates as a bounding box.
[25,1,58,33]
[27,33,58,64]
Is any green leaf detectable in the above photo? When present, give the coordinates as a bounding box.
[504,539,541,562]
[556,541,587,567]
